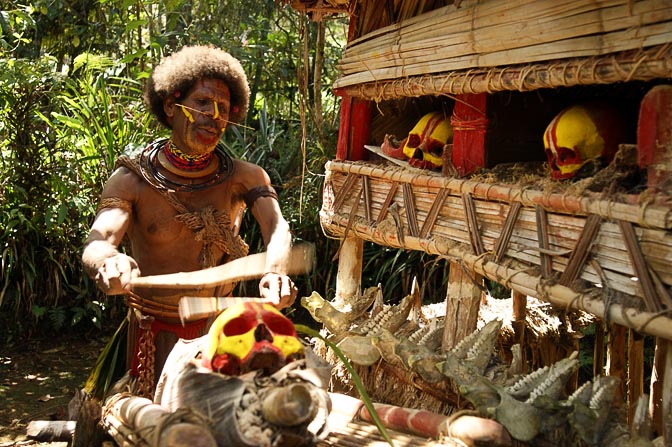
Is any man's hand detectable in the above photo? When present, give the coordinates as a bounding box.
[259,272,297,309]
[95,253,140,295]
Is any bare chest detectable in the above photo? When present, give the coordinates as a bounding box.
[130,183,245,244]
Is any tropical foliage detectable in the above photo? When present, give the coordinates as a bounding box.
[0,0,453,343]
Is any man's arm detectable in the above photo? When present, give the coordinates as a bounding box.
[82,207,140,295]
[242,164,297,309]
[82,170,141,294]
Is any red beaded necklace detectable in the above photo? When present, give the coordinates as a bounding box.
[163,140,213,171]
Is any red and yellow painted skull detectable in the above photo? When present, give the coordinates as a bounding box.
[402,111,453,170]
[201,302,304,376]
[543,102,629,180]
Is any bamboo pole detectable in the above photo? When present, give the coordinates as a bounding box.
[102,394,216,447]
[322,213,672,341]
[339,2,671,74]
[324,162,672,298]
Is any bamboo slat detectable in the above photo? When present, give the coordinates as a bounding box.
[338,45,672,100]
[321,160,672,339]
[333,0,672,90]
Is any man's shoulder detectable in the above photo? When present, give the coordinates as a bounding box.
[230,158,269,183]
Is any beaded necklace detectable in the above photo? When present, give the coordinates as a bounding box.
[163,139,213,171]
[138,139,234,192]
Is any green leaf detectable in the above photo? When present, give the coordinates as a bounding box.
[295,324,395,446]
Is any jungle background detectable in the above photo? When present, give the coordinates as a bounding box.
[0,0,458,343]
[0,0,459,440]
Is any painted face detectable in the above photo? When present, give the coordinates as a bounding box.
[168,78,231,156]
[201,302,305,376]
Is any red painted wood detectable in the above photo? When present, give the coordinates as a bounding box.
[637,85,672,189]
[335,95,372,161]
[451,93,488,176]
[349,99,372,161]
[336,95,352,160]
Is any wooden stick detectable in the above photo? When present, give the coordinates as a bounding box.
[494,201,521,263]
[559,214,602,287]
[130,244,314,289]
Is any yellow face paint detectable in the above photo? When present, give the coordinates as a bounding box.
[212,101,219,120]
[178,104,195,123]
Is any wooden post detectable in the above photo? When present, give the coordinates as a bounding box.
[334,235,363,307]
[663,341,672,444]
[442,260,482,350]
[593,321,605,377]
[649,338,667,437]
[627,330,645,425]
[511,290,527,372]
[638,84,672,438]
[637,84,672,191]
[607,324,627,405]
[450,93,488,177]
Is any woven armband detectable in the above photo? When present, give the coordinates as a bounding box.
[243,185,278,208]
[96,197,133,215]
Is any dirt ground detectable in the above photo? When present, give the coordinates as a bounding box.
[0,328,112,447]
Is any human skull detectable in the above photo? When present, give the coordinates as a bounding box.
[401,111,453,169]
[543,102,628,180]
[201,302,304,376]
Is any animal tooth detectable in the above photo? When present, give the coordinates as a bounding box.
[449,319,501,361]
[354,293,414,336]
[525,351,579,404]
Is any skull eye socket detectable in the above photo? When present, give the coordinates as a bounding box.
[406,134,421,148]
[223,310,296,337]
[556,146,578,163]
[262,312,296,336]
[223,313,257,336]
[426,141,444,157]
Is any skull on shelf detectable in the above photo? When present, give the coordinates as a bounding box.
[201,302,304,376]
[402,111,453,170]
[543,102,629,180]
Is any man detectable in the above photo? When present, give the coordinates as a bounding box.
[82,45,297,396]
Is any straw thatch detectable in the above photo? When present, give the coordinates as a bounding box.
[333,0,672,92]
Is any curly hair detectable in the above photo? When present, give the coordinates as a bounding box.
[144,45,250,128]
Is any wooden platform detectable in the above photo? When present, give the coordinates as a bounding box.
[320,159,672,341]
